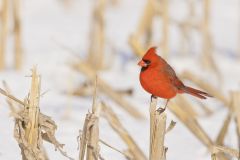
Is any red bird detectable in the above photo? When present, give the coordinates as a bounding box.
[138,47,212,112]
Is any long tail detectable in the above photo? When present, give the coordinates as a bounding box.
[181,86,213,99]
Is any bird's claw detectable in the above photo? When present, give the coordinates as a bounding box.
[156,107,166,114]
[151,95,157,102]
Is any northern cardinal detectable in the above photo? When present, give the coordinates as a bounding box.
[138,47,212,112]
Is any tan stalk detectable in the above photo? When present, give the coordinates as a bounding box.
[215,112,232,145]
[129,0,170,58]
[213,145,239,158]
[0,87,25,105]
[135,0,154,38]
[99,139,131,159]
[87,77,102,160]
[160,0,169,59]
[79,76,102,160]
[13,0,22,70]
[25,67,41,147]
[128,35,145,57]
[86,103,101,160]
[201,0,220,76]
[102,103,147,160]
[136,0,154,47]
[2,81,18,113]
[211,154,217,160]
[87,0,106,70]
[71,82,133,97]
[0,0,8,70]
[79,113,91,160]
[231,91,240,159]
[149,97,167,160]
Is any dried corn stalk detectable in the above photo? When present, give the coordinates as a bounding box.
[102,103,147,160]
[79,77,102,160]
[13,0,22,70]
[87,0,106,70]
[128,35,145,57]
[135,0,154,47]
[211,154,217,160]
[0,0,22,70]
[149,97,167,160]
[71,81,133,97]
[0,67,73,160]
[231,91,240,159]
[201,0,220,77]
[86,98,102,159]
[0,0,8,70]
[99,139,131,158]
[24,67,41,148]
[160,0,169,59]
[135,0,154,38]
[2,81,18,113]
[212,145,239,158]
[215,112,232,145]
[129,0,169,58]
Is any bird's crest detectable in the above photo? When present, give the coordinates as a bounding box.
[142,47,159,60]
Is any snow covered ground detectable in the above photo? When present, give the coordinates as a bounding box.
[0,0,240,159]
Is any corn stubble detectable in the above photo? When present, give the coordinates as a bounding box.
[0,67,73,160]
[102,103,147,160]
[0,0,22,70]
[149,97,167,160]
[78,77,102,160]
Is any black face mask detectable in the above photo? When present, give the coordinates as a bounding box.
[141,59,151,72]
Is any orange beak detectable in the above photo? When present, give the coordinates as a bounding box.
[138,60,147,67]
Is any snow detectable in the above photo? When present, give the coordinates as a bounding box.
[0,0,240,160]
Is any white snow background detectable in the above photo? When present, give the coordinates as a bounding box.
[0,0,240,160]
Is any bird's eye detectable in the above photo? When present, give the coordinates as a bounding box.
[143,59,151,65]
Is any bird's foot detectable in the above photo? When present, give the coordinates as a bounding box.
[156,107,166,114]
[156,99,169,114]
[151,95,157,102]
